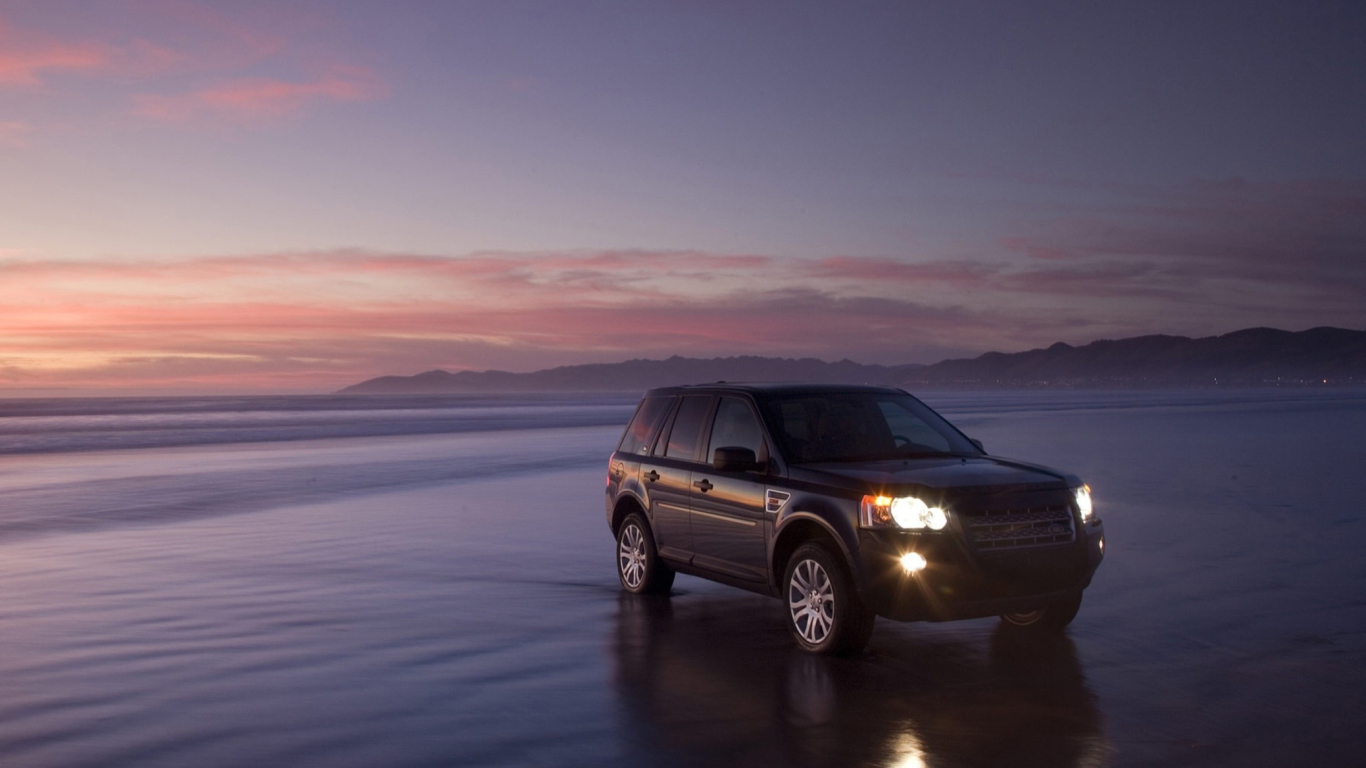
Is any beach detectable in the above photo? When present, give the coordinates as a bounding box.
[0,389,1363,766]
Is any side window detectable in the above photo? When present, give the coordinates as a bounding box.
[617,396,673,455]
[707,397,764,463]
[662,396,712,461]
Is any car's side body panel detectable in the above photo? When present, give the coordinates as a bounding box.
[770,497,861,590]
[643,460,695,562]
[689,468,769,582]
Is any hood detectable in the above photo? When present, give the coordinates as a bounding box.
[790,456,1069,494]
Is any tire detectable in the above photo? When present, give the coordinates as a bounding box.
[1000,592,1083,631]
[616,513,675,595]
[783,542,875,655]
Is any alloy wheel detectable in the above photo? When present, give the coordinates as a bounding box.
[788,558,835,644]
[618,523,646,589]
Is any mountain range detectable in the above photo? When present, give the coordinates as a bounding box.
[338,326,1366,394]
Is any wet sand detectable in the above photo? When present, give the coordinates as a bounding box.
[0,390,1363,766]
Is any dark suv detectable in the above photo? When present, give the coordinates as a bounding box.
[605,384,1105,654]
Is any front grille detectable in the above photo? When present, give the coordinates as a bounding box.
[963,504,1075,551]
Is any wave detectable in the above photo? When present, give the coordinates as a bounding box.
[0,394,637,455]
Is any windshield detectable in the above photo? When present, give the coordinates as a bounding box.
[762,393,979,463]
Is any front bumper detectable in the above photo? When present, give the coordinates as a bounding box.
[857,520,1105,622]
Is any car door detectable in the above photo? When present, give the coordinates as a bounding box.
[689,396,770,582]
[611,393,674,495]
[641,394,714,564]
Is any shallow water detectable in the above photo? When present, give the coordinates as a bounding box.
[0,389,1363,767]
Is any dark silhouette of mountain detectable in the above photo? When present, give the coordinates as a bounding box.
[338,327,1366,394]
[905,327,1366,386]
[340,356,923,394]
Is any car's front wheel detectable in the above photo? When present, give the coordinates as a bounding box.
[783,542,875,655]
[1001,592,1083,631]
[616,513,674,595]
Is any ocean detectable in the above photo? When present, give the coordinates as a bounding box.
[0,388,1363,767]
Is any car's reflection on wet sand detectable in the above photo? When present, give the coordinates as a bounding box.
[612,592,1109,767]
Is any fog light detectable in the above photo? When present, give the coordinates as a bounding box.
[900,552,927,573]
[1099,536,1105,554]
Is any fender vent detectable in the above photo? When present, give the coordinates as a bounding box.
[765,490,791,513]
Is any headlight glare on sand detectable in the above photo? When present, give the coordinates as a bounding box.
[900,552,927,573]
[1075,484,1094,522]
[861,495,947,530]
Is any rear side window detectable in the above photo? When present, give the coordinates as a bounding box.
[618,396,673,455]
[662,396,712,461]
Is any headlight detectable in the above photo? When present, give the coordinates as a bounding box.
[861,494,948,530]
[1075,484,1094,522]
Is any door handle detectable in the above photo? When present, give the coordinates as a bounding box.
[694,478,714,493]
[643,470,660,482]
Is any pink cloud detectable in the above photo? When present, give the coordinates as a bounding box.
[0,9,382,128]
[998,262,1184,299]
[134,0,288,64]
[805,255,1187,301]
[0,18,108,86]
[0,250,1020,391]
[133,65,385,121]
[2,237,1362,393]
[0,289,1027,392]
[0,15,187,87]
[809,256,998,285]
[0,249,763,286]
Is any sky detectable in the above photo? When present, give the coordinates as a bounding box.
[1,0,1364,394]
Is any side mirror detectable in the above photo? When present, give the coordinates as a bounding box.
[969,438,985,453]
[713,446,761,472]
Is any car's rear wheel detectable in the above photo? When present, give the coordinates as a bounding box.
[783,542,875,655]
[1001,592,1083,631]
[616,513,674,595]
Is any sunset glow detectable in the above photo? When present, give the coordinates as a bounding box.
[2,1,1363,393]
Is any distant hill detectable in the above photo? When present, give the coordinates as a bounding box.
[338,326,1366,394]
[340,356,923,394]
[905,326,1366,386]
